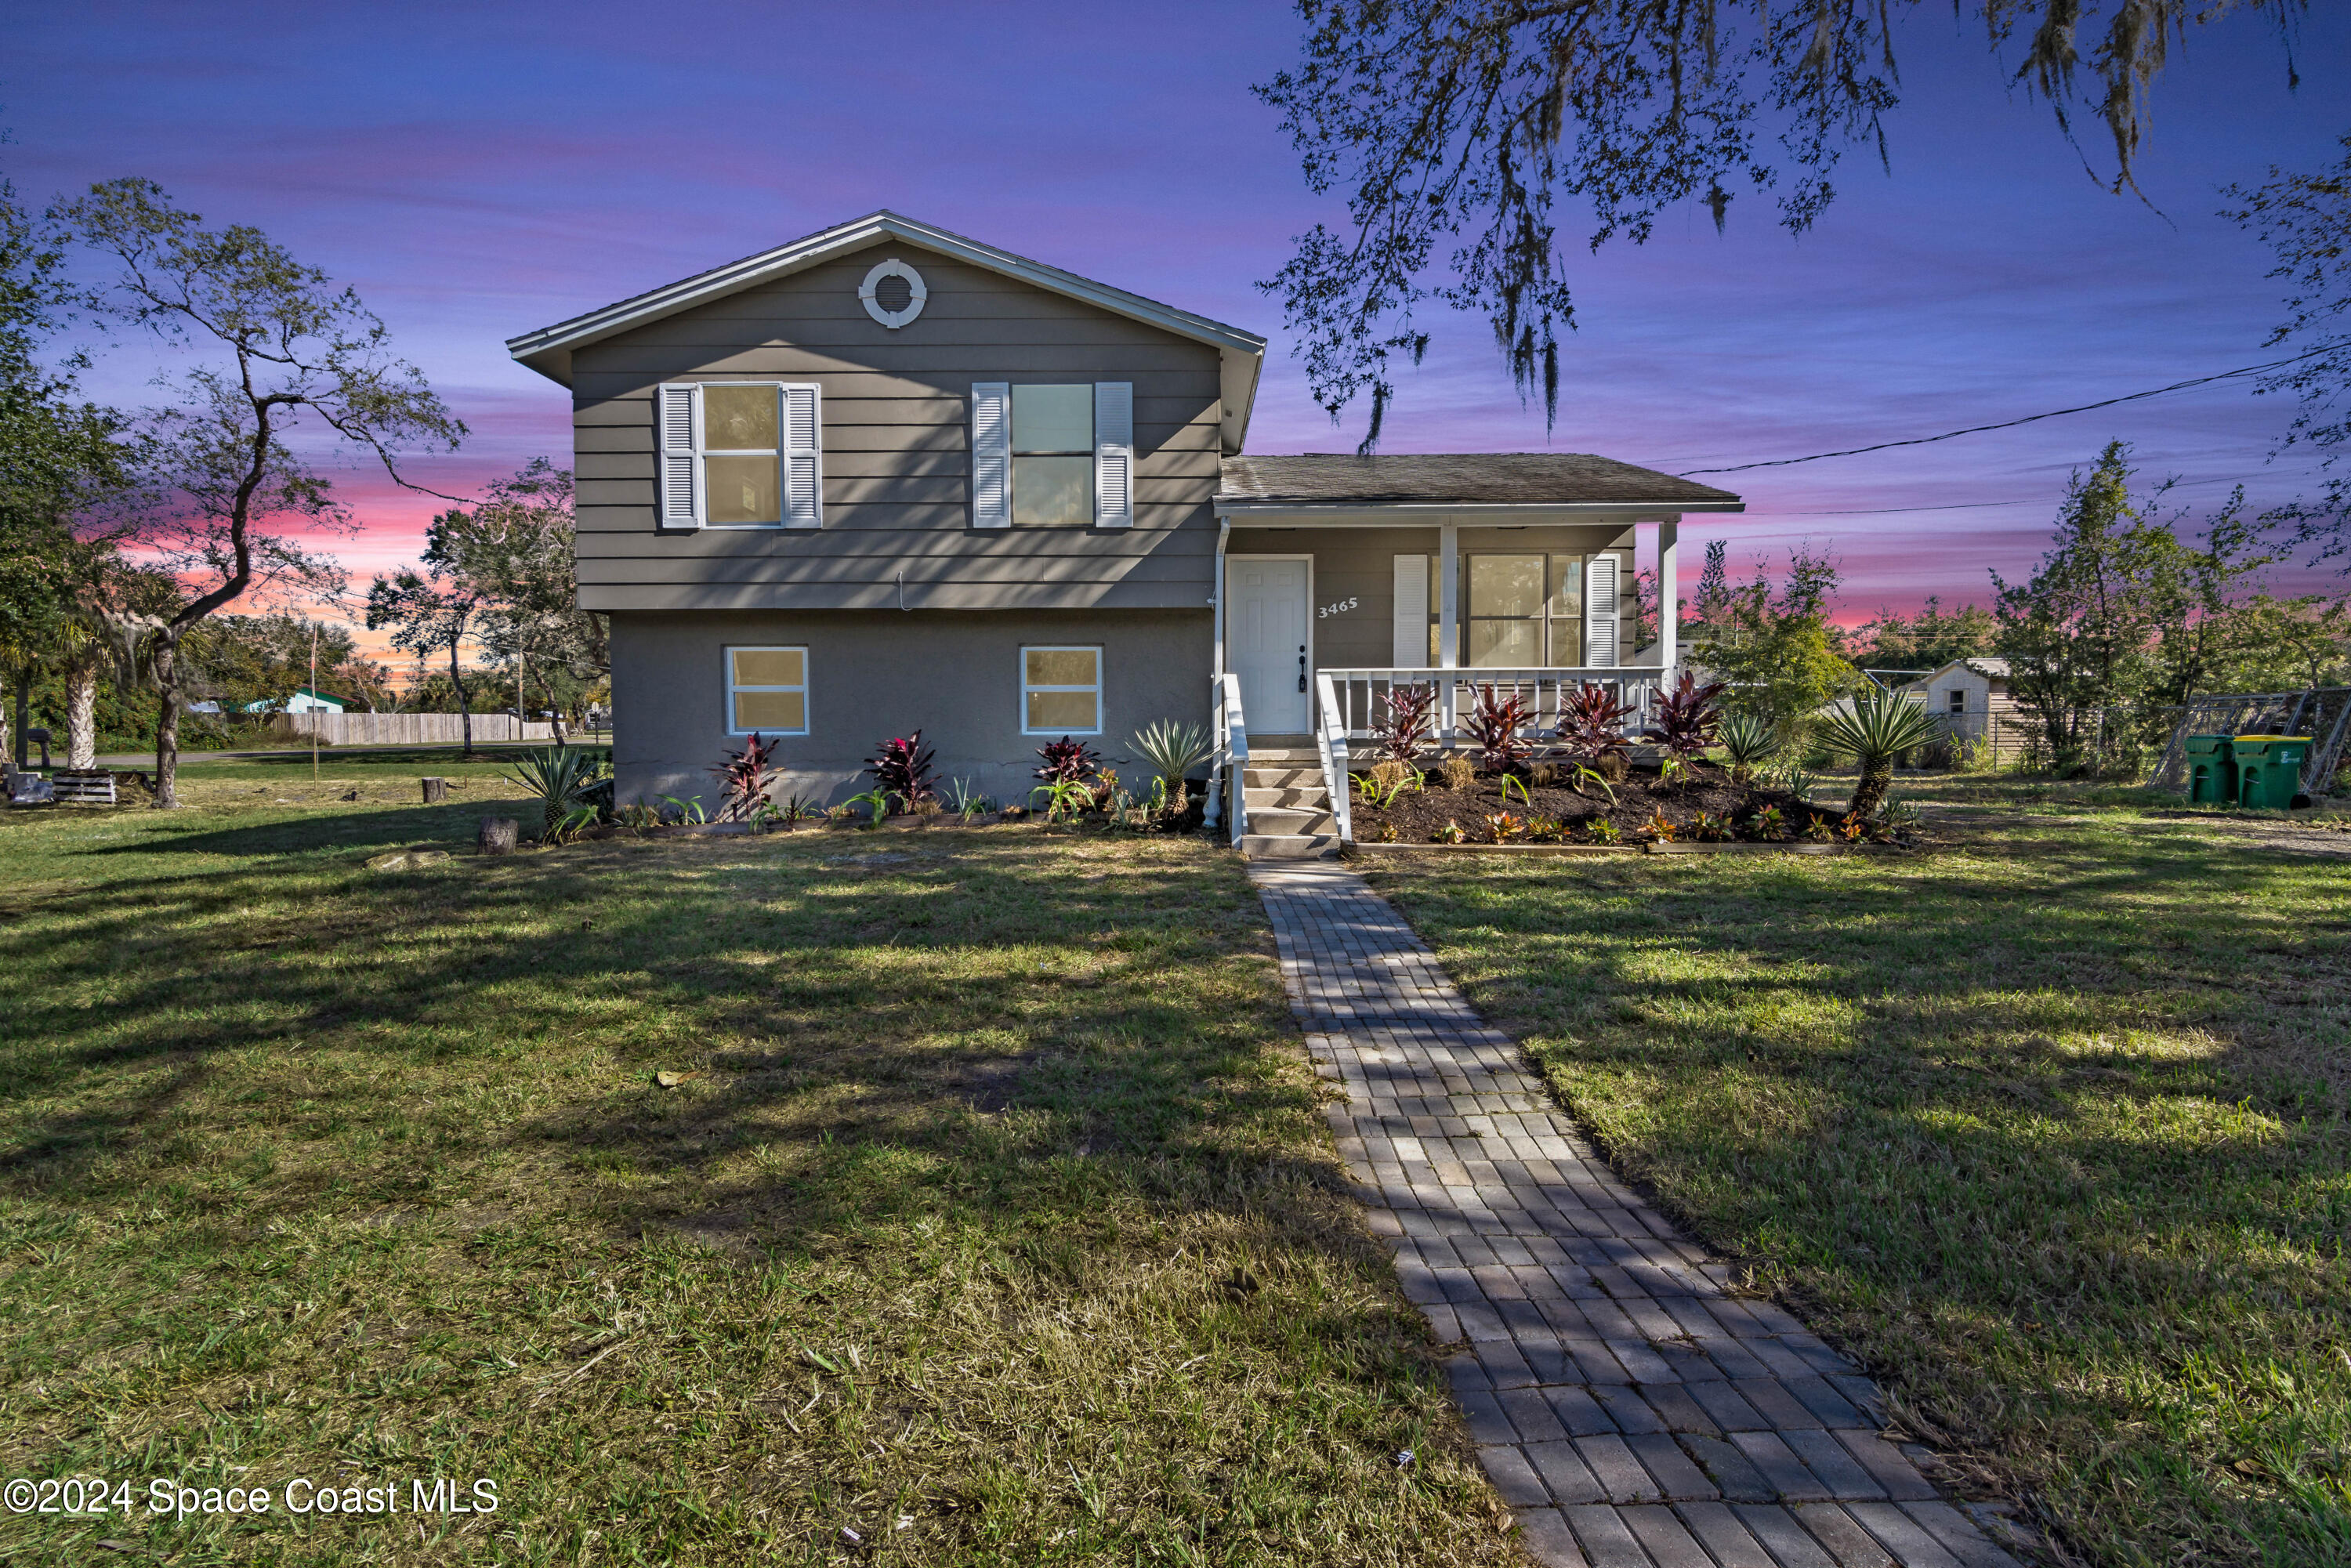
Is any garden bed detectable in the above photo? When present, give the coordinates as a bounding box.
[1351,757,1855,846]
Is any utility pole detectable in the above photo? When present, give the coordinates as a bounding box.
[310,623,320,780]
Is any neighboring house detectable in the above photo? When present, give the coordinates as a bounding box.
[1900,657,2025,758]
[242,687,347,715]
[505,212,1743,830]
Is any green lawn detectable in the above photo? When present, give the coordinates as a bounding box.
[1365,798,2351,1567]
[0,763,1507,1566]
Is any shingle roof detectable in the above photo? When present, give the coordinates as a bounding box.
[1218,453,1741,509]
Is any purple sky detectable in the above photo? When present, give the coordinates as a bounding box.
[9,0,2349,648]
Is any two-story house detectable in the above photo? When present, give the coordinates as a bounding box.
[506,212,1742,849]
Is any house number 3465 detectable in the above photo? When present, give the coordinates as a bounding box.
[1317,596,1360,619]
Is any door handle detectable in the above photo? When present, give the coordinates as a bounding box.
[1298,646,1307,693]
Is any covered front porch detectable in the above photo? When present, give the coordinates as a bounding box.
[1201,453,1744,850]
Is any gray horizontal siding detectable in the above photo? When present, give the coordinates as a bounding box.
[571,236,1223,612]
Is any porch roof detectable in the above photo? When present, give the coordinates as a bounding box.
[1216,453,1741,512]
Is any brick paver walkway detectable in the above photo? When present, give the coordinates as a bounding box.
[1249,861,2025,1568]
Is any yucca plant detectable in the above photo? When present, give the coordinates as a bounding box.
[1375,684,1438,765]
[502,746,612,837]
[1813,693,1943,820]
[1716,712,1778,781]
[1131,720,1211,808]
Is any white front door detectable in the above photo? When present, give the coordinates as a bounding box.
[1229,557,1310,733]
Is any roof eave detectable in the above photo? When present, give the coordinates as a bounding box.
[1212,498,1745,518]
[504,211,1268,404]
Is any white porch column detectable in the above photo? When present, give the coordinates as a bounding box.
[1437,519,1459,742]
[1656,516,1678,677]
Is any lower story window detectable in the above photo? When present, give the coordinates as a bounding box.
[1022,646,1101,735]
[726,646,808,735]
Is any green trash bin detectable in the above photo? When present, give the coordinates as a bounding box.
[2231,735,2311,809]
[2184,734,2237,804]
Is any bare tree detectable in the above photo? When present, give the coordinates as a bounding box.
[1259,1,2302,445]
[53,179,464,806]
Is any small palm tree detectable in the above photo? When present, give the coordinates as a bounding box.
[1130,719,1211,807]
[1813,694,1941,820]
[1715,712,1777,783]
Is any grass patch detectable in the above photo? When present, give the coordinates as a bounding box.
[1366,812,2351,1566]
[0,765,1507,1566]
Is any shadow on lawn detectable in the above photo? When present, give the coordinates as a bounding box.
[2,830,1339,1266]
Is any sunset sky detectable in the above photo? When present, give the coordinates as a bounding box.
[9,1,2349,660]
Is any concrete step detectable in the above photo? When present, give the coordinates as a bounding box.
[1242,766,1324,790]
[1244,785,1327,809]
[1250,806,1336,835]
[1241,832,1339,860]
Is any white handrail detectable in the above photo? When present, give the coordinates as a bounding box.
[1314,670,1352,845]
[1215,672,1249,846]
[1322,666,1672,748]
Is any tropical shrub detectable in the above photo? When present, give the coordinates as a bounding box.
[703,733,782,824]
[1585,818,1621,844]
[504,745,614,836]
[863,730,937,809]
[1813,693,1943,820]
[1745,803,1787,841]
[844,787,893,825]
[1644,672,1726,759]
[1642,806,1675,842]
[1034,736,1101,786]
[1031,778,1092,823]
[1431,820,1466,844]
[1525,813,1565,842]
[1483,811,1527,843]
[1466,684,1533,772]
[1556,681,1636,762]
[1373,821,1400,842]
[1374,684,1438,765]
[1689,809,1732,842]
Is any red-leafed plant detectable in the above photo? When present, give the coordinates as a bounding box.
[1465,684,1532,773]
[1643,672,1726,760]
[1375,683,1438,765]
[1034,736,1101,786]
[708,732,783,822]
[1555,680,1636,762]
[863,730,938,809]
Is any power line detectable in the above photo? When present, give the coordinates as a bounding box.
[1675,346,2335,476]
[1733,466,2330,519]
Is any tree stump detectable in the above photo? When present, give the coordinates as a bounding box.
[421,777,449,804]
[478,817,519,856]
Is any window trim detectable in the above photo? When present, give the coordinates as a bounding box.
[1009,382,1096,529]
[1019,643,1103,737]
[684,380,824,531]
[723,644,810,737]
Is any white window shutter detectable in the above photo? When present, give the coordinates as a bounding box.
[971,382,1010,529]
[781,383,821,528]
[1585,553,1620,667]
[657,382,702,528]
[1392,555,1429,667]
[1093,381,1133,528]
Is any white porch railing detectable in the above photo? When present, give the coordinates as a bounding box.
[1320,668,1672,751]
[1208,671,1249,846]
[1313,671,1353,845]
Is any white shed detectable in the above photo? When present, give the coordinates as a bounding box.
[1900,657,2025,759]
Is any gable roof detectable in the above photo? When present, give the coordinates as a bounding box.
[1900,656,2012,689]
[506,211,1268,454]
[1216,453,1743,512]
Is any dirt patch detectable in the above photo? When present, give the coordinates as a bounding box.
[1357,759,1843,844]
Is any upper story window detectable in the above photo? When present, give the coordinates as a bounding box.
[657,382,822,530]
[1012,385,1094,527]
[969,382,1132,531]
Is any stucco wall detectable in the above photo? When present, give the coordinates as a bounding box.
[610,608,1212,810]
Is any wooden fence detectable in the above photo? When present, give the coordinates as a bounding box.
[269,712,557,746]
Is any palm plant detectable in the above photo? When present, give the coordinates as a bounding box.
[1374,683,1438,765]
[1131,719,1211,807]
[503,745,612,836]
[1465,684,1532,773]
[1813,693,1943,820]
[1716,712,1777,781]
[1554,680,1636,763]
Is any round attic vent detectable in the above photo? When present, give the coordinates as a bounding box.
[859,259,926,329]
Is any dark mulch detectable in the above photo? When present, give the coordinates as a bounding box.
[1357,758,1841,844]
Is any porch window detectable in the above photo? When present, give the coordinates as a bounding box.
[726,646,808,735]
[1012,385,1094,527]
[1462,554,1589,666]
[1021,646,1101,735]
